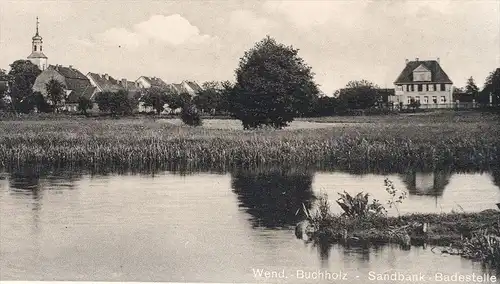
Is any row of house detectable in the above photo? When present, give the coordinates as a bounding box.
[30,64,202,113]
[24,17,477,112]
[25,18,202,113]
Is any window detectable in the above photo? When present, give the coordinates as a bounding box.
[414,85,418,92]
[428,84,433,92]
[423,96,429,104]
[402,85,406,92]
[434,84,437,91]
[440,96,446,103]
[34,46,37,51]
[418,84,422,92]
[423,84,427,92]
[415,96,420,102]
[432,96,437,104]
[407,97,412,104]
[440,84,446,91]
[40,46,42,51]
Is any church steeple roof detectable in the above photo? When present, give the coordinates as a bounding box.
[28,16,47,60]
[32,17,42,40]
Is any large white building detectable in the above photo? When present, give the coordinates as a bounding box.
[27,17,48,71]
[391,58,453,108]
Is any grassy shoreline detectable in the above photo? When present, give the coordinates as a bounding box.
[305,206,500,267]
[0,112,499,173]
[314,211,499,246]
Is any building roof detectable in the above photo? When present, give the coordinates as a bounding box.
[171,83,189,94]
[87,72,123,92]
[185,81,202,93]
[66,85,96,103]
[47,65,94,102]
[49,65,88,80]
[27,51,48,59]
[394,60,452,84]
[139,76,170,89]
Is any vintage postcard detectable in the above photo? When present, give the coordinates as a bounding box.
[0,0,499,283]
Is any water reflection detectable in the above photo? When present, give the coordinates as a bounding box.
[230,166,316,229]
[9,168,42,194]
[401,169,452,196]
[491,167,500,189]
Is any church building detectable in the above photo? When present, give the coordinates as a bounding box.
[27,17,48,71]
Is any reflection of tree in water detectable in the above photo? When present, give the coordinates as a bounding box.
[231,166,316,229]
[9,167,42,194]
[8,166,83,196]
[401,169,452,197]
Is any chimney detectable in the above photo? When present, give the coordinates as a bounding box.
[405,59,409,65]
[104,73,109,80]
[69,65,73,69]
[121,78,127,89]
[437,57,440,64]
[415,57,419,62]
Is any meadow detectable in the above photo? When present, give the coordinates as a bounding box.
[0,111,498,174]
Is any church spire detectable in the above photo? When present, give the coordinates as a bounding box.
[27,16,48,70]
[35,16,39,36]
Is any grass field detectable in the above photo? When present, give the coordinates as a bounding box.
[0,111,498,173]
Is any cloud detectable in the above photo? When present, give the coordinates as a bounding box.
[95,27,144,48]
[93,14,212,48]
[134,14,211,45]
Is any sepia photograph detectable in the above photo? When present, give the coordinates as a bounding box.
[0,0,499,283]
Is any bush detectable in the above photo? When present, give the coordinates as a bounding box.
[181,104,202,126]
[77,97,93,115]
[336,191,386,218]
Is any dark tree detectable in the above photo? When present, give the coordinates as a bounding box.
[77,97,93,115]
[229,36,320,129]
[142,86,167,114]
[111,90,135,115]
[95,92,111,113]
[481,68,500,107]
[7,60,41,114]
[336,80,380,110]
[193,81,223,115]
[0,69,9,111]
[310,95,339,116]
[0,69,8,97]
[165,92,191,113]
[30,91,52,113]
[45,79,65,112]
[465,76,479,102]
[95,90,135,116]
[180,103,202,126]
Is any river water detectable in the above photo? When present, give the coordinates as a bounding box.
[1,169,499,283]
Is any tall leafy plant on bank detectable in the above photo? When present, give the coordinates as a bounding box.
[384,178,407,217]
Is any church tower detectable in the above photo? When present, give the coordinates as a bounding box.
[27,17,48,71]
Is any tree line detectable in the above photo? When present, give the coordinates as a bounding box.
[1,36,499,129]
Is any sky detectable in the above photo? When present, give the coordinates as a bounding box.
[0,0,498,94]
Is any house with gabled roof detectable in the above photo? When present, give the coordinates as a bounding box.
[86,72,141,100]
[136,76,170,90]
[171,81,202,96]
[392,58,453,108]
[32,64,95,112]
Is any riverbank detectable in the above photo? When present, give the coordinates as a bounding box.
[308,209,500,267]
[0,113,498,173]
